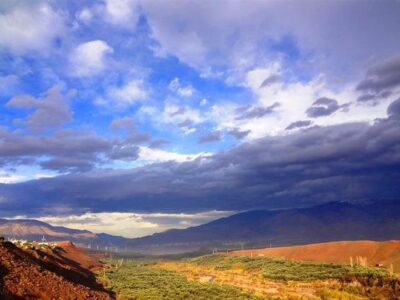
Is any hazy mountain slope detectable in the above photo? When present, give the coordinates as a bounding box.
[0,218,129,248]
[128,201,400,252]
[1,201,399,254]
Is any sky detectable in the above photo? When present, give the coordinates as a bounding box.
[0,0,400,238]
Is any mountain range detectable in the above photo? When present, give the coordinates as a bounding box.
[0,218,127,249]
[127,200,400,253]
[1,200,399,254]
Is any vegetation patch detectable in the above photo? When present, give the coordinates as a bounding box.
[101,259,265,300]
[190,254,388,281]
[100,255,399,299]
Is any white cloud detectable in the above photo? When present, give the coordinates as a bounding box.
[109,80,147,104]
[76,8,93,24]
[169,77,195,97]
[69,40,113,77]
[35,173,57,180]
[138,146,211,163]
[142,1,400,82]
[35,210,234,238]
[142,1,281,76]
[38,212,158,238]
[0,172,25,184]
[247,66,396,134]
[164,102,204,124]
[97,79,147,108]
[0,3,66,54]
[200,98,208,106]
[209,62,397,139]
[103,0,141,28]
[241,66,326,137]
[139,100,205,134]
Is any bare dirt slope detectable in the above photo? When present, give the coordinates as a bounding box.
[232,240,400,272]
[55,241,104,270]
[0,241,114,300]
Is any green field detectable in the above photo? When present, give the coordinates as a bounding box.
[101,260,265,300]
[100,255,399,300]
[189,254,388,281]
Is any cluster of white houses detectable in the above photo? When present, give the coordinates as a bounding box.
[0,235,59,250]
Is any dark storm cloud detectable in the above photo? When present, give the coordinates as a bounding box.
[1,87,136,172]
[1,97,152,172]
[6,86,72,131]
[235,102,280,120]
[357,54,400,104]
[0,129,111,171]
[388,98,400,117]
[108,144,140,161]
[357,90,392,104]
[286,120,312,130]
[0,127,144,172]
[228,128,251,139]
[198,131,221,143]
[1,114,400,217]
[40,157,95,172]
[306,97,340,118]
[357,54,400,94]
[0,129,108,160]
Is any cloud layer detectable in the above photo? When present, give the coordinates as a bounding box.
[1,110,399,217]
[1,0,400,236]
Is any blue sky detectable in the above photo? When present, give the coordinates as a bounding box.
[1,0,400,237]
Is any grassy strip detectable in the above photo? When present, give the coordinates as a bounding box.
[189,254,388,281]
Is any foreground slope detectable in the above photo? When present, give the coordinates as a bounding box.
[232,240,400,272]
[128,200,400,253]
[0,240,113,299]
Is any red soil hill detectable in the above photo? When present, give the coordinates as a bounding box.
[0,240,114,299]
[231,240,400,272]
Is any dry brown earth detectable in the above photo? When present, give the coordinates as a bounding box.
[0,240,114,299]
[231,240,400,272]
